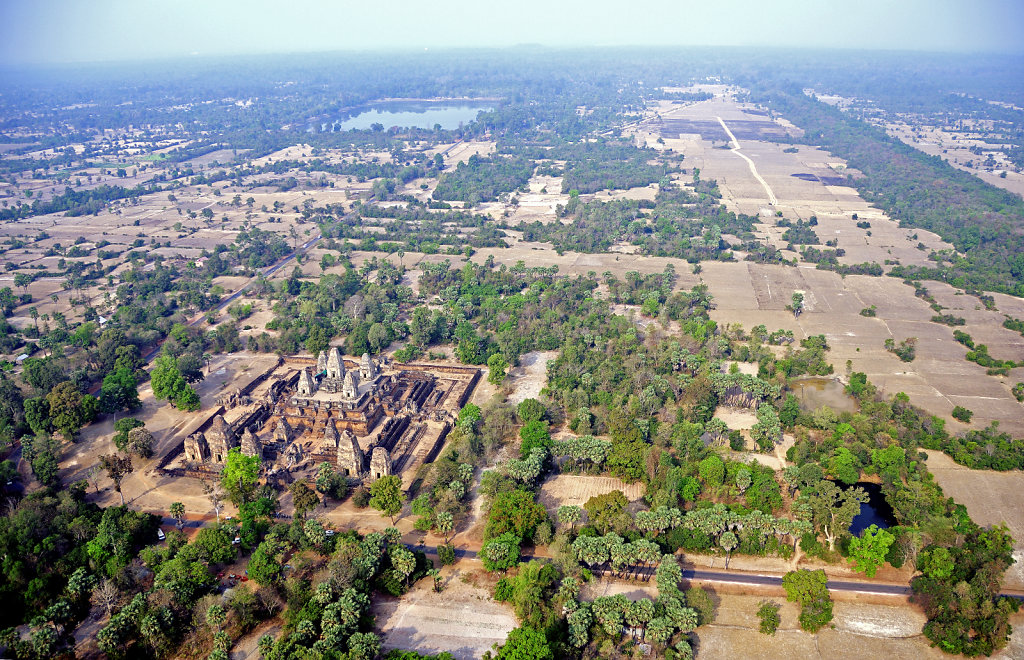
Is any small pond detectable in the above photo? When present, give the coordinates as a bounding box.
[846,481,898,535]
[791,377,858,414]
[327,102,493,131]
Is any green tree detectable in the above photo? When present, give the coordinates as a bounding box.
[828,447,860,485]
[493,626,553,659]
[193,524,238,564]
[221,447,260,506]
[481,532,521,572]
[170,502,185,529]
[435,510,454,544]
[486,489,547,541]
[248,536,286,586]
[30,439,60,487]
[151,355,183,402]
[584,490,628,535]
[100,367,141,414]
[389,545,416,587]
[921,546,954,580]
[151,355,200,410]
[289,479,320,519]
[720,531,739,569]
[750,404,781,451]
[782,569,833,632]
[557,505,583,531]
[155,554,214,603]
[848,524,894,578]
[24,396,51,435]
[112,417,145,452]
[789,292,804,317]
[46,381,97,439]
[736,467,752,493]
[518,420,551,458]
[369,475,404,525]
[516,398,547,423]
[952,405,974,423]
[698,454,725,487]
[487,353,508,385]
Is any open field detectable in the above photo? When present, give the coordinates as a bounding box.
[697,593,1024,660]
[924,450,1024,590]
[629,94,1024,434]
[505,350,558,404]
[374,568,516,660]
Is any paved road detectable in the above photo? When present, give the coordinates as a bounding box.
[412,542,912,596]
[161,516,1023,600]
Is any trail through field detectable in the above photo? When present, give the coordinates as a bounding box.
[716,115,778,205]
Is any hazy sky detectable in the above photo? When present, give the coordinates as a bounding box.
[1,0,1022,65]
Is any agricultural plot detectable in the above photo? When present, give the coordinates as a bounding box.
[637,95,1024,435]
[537,474,645,512]
[924,450,1024,590]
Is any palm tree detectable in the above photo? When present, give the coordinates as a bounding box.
[720,531,739,569]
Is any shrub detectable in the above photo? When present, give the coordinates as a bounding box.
[952,406,974,423]
[351,486,371,508]
[757,600,781,635]
[438,543,457,566]
[686,586,715,626]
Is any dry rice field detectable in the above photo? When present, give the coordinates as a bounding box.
[537,474,645,513]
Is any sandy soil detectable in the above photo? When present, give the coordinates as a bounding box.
[505,350,558,405]
[374,567,517,660]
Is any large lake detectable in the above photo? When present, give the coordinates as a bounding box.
[331,102,493,131]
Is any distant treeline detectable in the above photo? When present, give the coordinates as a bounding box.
[0,183,159,221]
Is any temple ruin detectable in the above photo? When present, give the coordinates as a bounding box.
[174,351,480,489]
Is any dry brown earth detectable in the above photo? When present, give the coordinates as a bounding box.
[374,568,517,660]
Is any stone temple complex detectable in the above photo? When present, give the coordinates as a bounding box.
[176,350,480,488]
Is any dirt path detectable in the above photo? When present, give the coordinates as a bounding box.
[230,620,280,660]
[716,115,778,206]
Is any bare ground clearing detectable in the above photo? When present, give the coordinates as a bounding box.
[506,350,558,405]
[374,568,517,660]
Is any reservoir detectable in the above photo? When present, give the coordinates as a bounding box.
[331,102,493,131]
[792,377,858,414]
[847,481,898,535]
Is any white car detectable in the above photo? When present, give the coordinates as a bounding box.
[156,528,166,541]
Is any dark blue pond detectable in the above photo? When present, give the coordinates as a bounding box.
[847,481,897,535]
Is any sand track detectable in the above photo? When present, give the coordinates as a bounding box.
[717,115,778,206]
